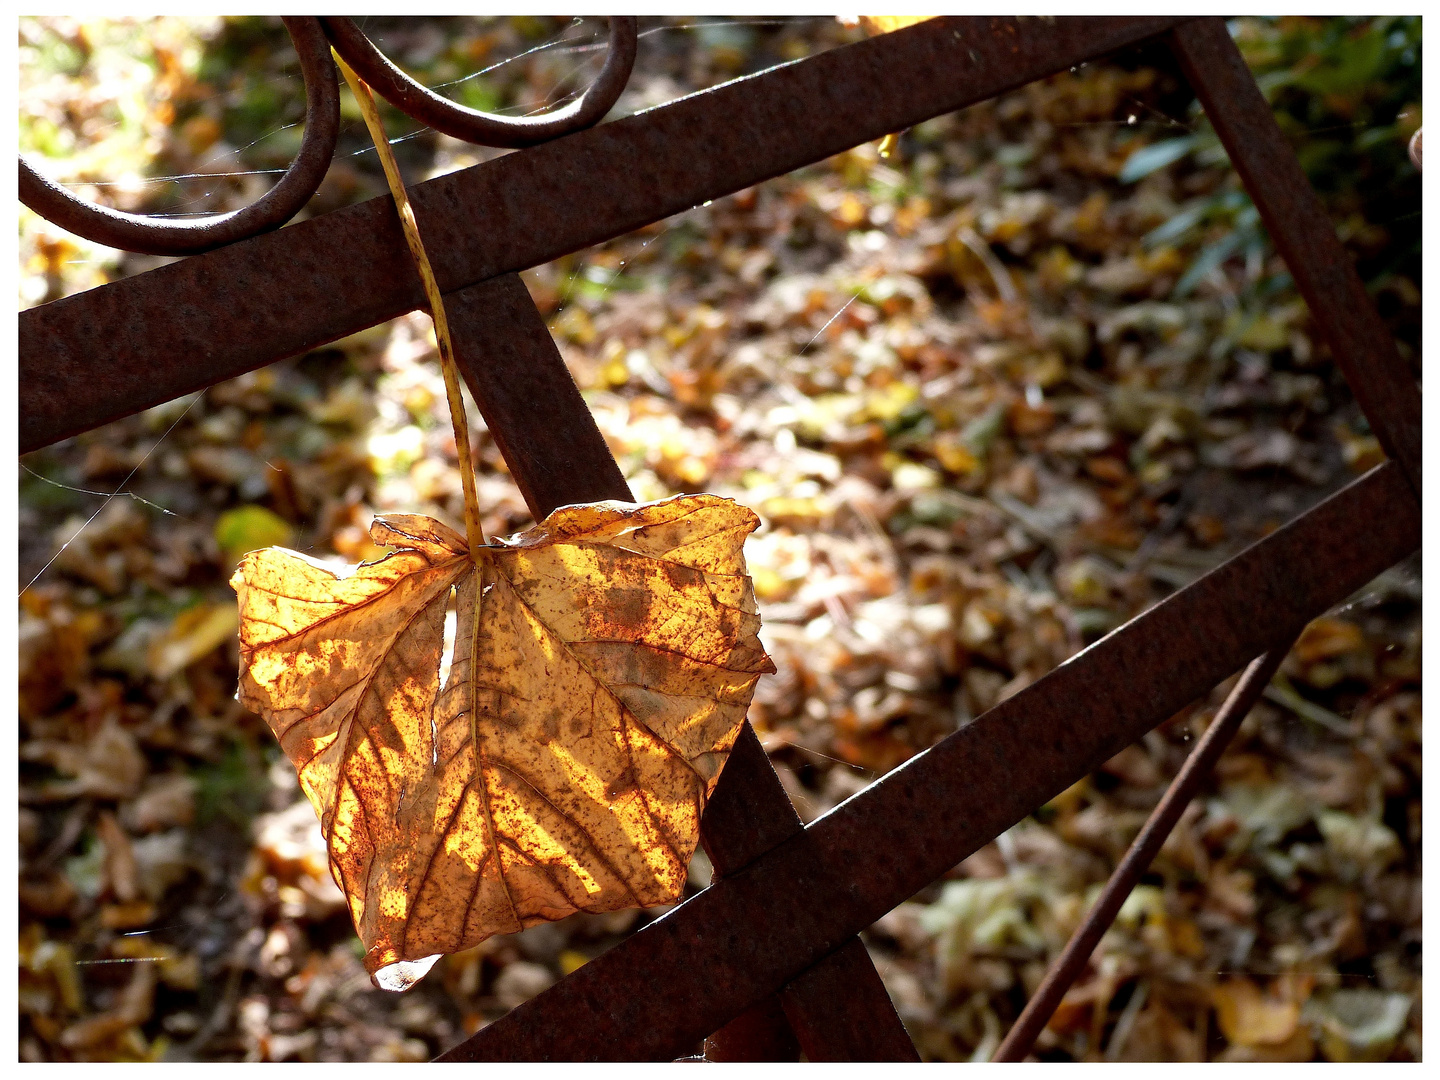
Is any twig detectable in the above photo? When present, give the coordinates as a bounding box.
[992,634,1298,1061]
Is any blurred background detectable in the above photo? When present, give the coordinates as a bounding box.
[18,16,1421,1062]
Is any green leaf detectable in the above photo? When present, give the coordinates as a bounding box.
[214,504,294,562]
[1118,136,1199,183]
[1174,231,1245,297]
[960,402,1007,456]
[1143,199,1213,249]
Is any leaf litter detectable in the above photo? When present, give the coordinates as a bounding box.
[19,15,1420,1062]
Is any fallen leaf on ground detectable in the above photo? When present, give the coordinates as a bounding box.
[1305,988,1412,1062]
[1212,977,1300,1048]
[232,493,773,989]
[147,602,240,680]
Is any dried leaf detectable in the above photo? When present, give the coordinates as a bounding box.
[1212,977,1300,1048]
[60,962,156,1050]
[855,15,935,36]
[147,602,240,680]
[96,811,139,904]
[21,722,147,802]
[233,494,774,988]
[1294,616,1366,663]
[1306,988,1412,1062]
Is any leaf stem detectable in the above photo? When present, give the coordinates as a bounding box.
[334,52,486,561]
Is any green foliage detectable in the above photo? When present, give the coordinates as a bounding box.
[194,737,268,826]
[195,17,309,159]
[1121,17,1421,302]
[214,505,295,563]
[455,77,501,114]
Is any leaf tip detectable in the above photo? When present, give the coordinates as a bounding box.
[372,953,443,993]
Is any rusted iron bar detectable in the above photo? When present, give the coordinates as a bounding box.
[18,17,339,256]
[444,273,916,1060]
[705,930,921,1062]
[1167,18,1422,495]
[698,730,833,1061]
[779,940,920,1061]
[703,993,799,1061]
[700,726,917,1062]
[442,274,632,512]
[438,461,1418,1060]
[991,636,1298,1062]
[20,15,1190,453]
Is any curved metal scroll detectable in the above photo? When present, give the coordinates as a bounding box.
[19,17,637,255]
[321,16,637,148]
[18,16,340,257]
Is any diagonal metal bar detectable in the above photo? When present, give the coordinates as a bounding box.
[778,940,921,1061]
[438,460,1418,1060]
[703,993,799,1061]
[701,725,919,1061]
[20,15,1190,454]
[1167,18,1422,495]
[440,274,632,511]
[443,273,915,1060]
[991,635,1298,1062]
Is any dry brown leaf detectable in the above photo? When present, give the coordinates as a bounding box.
[232,493,774,989]
[1212,977,1301,1048]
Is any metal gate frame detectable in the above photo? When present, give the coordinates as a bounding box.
[18,17,1421,1062]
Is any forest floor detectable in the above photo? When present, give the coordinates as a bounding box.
[19,16,1422,1062]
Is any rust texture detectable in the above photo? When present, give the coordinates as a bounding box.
[701,726,918,1061]
[1168,19,1422,494]
[444,276,916,1059]
[992,637,1298,1062]
[322,17,637,148]
[20,16,1187,453]
[779,938,922,1061]
[703,994,799,1062]
[17,17,338,257]
[437,461,1419,1060]
[19,15,1419,1064]
[445,275,633,512]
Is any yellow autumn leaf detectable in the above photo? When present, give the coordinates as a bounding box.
[231,493,774,990]
[1212,977,1301,1048]
[857,15,934,36]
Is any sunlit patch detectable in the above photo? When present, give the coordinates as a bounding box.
[299,762,336,811]
[330,780,361,855]
[441,787,487,871]
[545,740,608,804]
[372,953,441,992]
[376,740,410,781]
[521,601,558,662]
[377,877,409,920]
[347,887,365,928]
[247,652,294,690]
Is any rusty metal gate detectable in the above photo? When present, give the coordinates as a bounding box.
[18,16,1421,1062]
